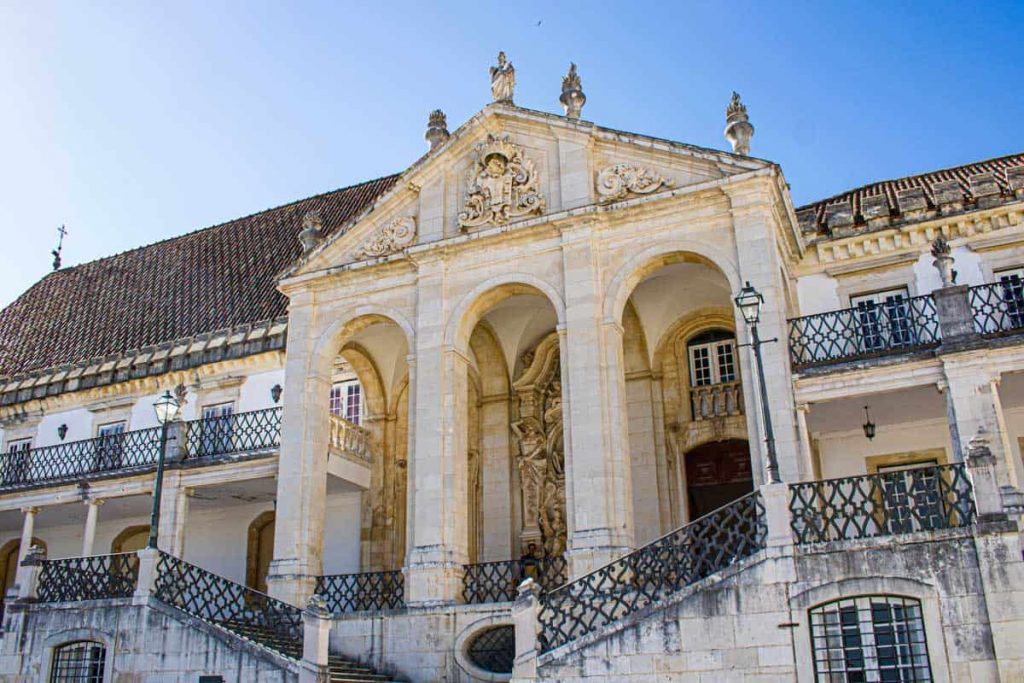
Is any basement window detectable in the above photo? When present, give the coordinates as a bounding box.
[810,595,932,682]
[50,640,106,682]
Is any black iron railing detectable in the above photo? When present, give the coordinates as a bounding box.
[37,553,139,603]
[183,407,282,459]
[463,555,567,604]
[152,551,302,658]
[789,464,975,544]
[538,491,765,653]
[0,408,283,490]
[788,295,940,368]
[969,282,1024,336]
[0,427,162,488]
[314,570,404,614]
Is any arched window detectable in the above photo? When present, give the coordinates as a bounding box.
[50,640,106,682]
[809,595,932,682]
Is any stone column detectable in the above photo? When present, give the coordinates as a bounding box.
[81,499,104,557]
[560,224,634,577]
[726,184,806,482]
[15,545,45,601]
[17,507,39,565]
[795,403,817,480]
[941,357,1024,490]
[404,255,469,605]
[268,294,329,606]
[156,472,191,557]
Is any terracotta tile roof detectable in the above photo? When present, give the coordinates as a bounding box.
[0,175,399,379]
[797,152,1024,235]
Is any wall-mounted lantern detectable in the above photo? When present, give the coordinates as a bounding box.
[862,405,876,441]
[271,384,283,404]
[57,423,68,441]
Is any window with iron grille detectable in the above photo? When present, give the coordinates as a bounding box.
[4,438,32,485]
[50,640,106,682]
[95,421,126,471]
[465,625,514,674]
[200,403,235,455]
[810,595,932,682]
[329,381,362,425]
[687,330,737,386]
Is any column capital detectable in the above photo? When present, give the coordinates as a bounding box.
[795,402,812,414]
[83,498,106,508]
[20,506,40,516]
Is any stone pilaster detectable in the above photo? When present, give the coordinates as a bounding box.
[404,256,468,604]
[727,184,807,482]
[560,223,634,576]
[268,294,328,606]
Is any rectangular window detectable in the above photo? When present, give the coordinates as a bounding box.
[4,438,31,485]
[850,287,912,352]
[199,403,235,455]
[688,339,738,386]
[330,381,362,425]
[995,267,1024,329]
[95,421,127,471]
[876,460,942,535]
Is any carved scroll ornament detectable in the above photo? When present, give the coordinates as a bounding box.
[357,216,417,259]
[596,163,674,205]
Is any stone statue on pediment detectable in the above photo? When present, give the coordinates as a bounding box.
[459,134,546,230]
[490,51,515,104]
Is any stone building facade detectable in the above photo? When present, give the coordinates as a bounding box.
[0,57,1022,682]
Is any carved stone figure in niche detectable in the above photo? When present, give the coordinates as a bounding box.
[458,134,546,230]
[490,51,515,103]
[511,333,566,559]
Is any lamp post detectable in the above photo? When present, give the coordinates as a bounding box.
[734,281,781,484]
[147,390,180,550]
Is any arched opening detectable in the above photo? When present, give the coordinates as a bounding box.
[458,283,564,565]
[683,439,753,519]
[110,525,149,554]
[246,510,275,592]
[617,251,751,539]
[322,314,411,574]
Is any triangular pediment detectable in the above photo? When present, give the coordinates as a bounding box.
[285,104,771,279]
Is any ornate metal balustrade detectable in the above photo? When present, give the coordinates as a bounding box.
[314,570,404,614]
[690,381,744,421]
[37,553,139,603]
[538,491,765,652]
[463,555,568,604]
[788,295,940,369]
[183,407,282,459]
[0,408,283,490]
[153,551,302,658]
[328,414,374,462]
[789,464,976,544]
[0,427,162,489]
[969,282,1024,336]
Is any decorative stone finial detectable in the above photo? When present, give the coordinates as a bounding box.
[559,63,586,120]
[298,210,324,254]
[23,544,45,565]
[931,235,956,287]
[490,51,515,104]
[305,593,330,617]
[724,91,754,156]
[425,109,450,151]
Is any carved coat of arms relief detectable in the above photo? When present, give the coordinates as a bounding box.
[458,134,546,230]
[596,163,675,205]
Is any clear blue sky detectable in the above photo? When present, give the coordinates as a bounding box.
[1,1,1021,307]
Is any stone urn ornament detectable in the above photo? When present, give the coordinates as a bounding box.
[930,235,956,286]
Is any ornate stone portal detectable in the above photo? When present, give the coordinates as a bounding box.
[511,333,566,558]
[458,134,546,230]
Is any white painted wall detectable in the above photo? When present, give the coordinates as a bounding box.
[814,416,953,479]
[322,491,364,575]
[795,272,841,317]
[238,369,286,413]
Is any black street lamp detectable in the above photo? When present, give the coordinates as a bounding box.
[734,281,781,485]
[862,405,876,440]
[147,390,180,550]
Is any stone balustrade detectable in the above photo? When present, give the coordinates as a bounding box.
[328,414,374,462]
[690,380,744,420]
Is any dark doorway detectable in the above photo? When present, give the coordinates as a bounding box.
[685,439,753,519]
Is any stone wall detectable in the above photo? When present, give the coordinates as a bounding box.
[0,598,297,682]
[536,525,1024,682]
